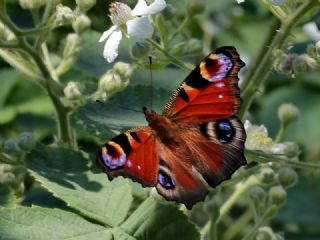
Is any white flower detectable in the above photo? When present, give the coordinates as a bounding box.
[99,0,166,63]
[236,0,245,4]
[244,120,274,152]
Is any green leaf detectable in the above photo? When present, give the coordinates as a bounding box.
[0,69,19,109]
[0,184,16,208]
[27,146,133,227]
[0,206,112,240]
[75,85,169,140]
[122,197,200,240]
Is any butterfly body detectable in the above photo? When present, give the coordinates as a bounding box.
[98,46,246,209]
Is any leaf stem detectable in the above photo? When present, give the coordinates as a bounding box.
[146,38,193,71]
[239,0,319,119]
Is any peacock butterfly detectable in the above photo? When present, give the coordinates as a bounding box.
[97,46,246,209]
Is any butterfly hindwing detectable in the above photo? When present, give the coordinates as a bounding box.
[97,127,159,187]
[163,46,245,124]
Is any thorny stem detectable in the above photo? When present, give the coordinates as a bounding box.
[239,0,319,119]
[146,38,193,71]
[0,11,74,148]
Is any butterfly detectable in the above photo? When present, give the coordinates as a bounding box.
[97,46,246,209]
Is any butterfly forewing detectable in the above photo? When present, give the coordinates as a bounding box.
[163,46,245,124]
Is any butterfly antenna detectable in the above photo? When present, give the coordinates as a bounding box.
[149,56,153,110]
[95,100,142,113]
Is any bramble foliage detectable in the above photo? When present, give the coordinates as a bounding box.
[1,0,320,240]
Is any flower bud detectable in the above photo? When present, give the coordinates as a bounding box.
[278,103,300,126]
[255,226,275,240]
[3,139,21,155]
[63,33,80,58]
[205,199,220,221]
[113,62,133,81]
[76,0,96,12]
[259,167,276,185]
[186,0,206,15]
[64,81,82,100]
[162,4,176,19]
[19,0,46,10]
[55,4,76,26]
[268,185,287,207]
[277,167,298,189]
[98,70,127,95]
[270,142,300,157]
[72,14,91,34]
[292,54,316,73]
[267,0,284,6]
[17,132,35,152]
[130,42,151,59]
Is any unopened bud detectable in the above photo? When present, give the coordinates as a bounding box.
[3,139,21,155]
[76,0,96,12]
[72,14,91,34]
[255,226,275,240]
[64,81,82,100]
[19,0,46,10]
[278,103,300,126]
[269,185,287,207]
[98,71,127,95]
[130,42,151,59]
[17,132,35,152]
[249,185,266,210]
[162,4,176,19]
[55,4,76,26]
[259,167,276,184]
[277,167,298,189]
[113,62,133,81]
[292,54,316,73]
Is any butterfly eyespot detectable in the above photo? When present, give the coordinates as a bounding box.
[215,120,234,143]
[101,144,126,170]
[158,170,175,189]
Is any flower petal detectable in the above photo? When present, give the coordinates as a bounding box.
[103,29,122,63]
[126,17,153,39]
[132,0,166,16]
[99,25,118,42]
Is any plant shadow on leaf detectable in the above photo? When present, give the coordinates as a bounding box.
[27,145,102,191]
[75,84,169,141]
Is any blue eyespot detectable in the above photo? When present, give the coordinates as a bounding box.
[215,120,234,143]
[158,170,175,189]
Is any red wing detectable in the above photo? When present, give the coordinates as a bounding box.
[97,127,159,187]
[155,144,208,209]
[163,46,245,124]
